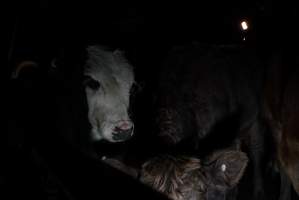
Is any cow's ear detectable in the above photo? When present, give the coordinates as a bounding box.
[113,48,121,54]
[113,49,130,64]
[48,48,67,81]
[48,57,64,81]
[204,151,248,189]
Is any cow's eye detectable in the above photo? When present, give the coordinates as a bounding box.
[83,76,101,90]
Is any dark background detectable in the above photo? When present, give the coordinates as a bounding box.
[8,1,298,75]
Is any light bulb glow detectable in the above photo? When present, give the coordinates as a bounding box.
[241,21,248,30]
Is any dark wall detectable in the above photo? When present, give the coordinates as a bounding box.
[8,1,298,79]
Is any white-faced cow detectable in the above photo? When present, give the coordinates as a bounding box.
[83,46,135,143]
[153,44,266,200]
[9,46,173,200]
[24,45,137,155]
[11,45,136,152]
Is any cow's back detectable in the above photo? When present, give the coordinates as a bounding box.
[157,44,264,142]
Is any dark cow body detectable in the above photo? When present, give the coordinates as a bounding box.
[264,51,299,199]
[153,44,266,199]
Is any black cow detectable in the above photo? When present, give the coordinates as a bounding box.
[152,44,267,200]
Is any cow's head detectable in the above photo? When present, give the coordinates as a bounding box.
[84,46,135,142]
[140,151,248,200]
[154,93,196,147]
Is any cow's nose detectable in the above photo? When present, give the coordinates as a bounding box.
[112,121,134,141]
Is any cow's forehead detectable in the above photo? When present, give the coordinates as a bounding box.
[84,46,134,87]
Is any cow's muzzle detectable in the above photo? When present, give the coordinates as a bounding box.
[112,121,134,141]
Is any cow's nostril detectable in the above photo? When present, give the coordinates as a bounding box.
[114,125,133,134]
[112,126,134,141]
[114,121,133,132]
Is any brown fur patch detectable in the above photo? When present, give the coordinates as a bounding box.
[140,155,205,200]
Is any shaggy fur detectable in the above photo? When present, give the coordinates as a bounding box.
[140,151,248,200]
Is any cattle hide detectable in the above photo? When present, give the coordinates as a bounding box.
[153,44,267,200]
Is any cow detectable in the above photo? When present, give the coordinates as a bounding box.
[7,45,146,199]
[82,46,135,143]
[34,45,137,155]
[263,50,299,199]
[9,45,138,166]
[140,151,248,200]
[152,43,267,200]
[101,149,248,200]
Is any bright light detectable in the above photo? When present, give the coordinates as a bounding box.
[241,21,248,31]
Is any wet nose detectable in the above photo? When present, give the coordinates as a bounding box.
[112,121,134,141]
